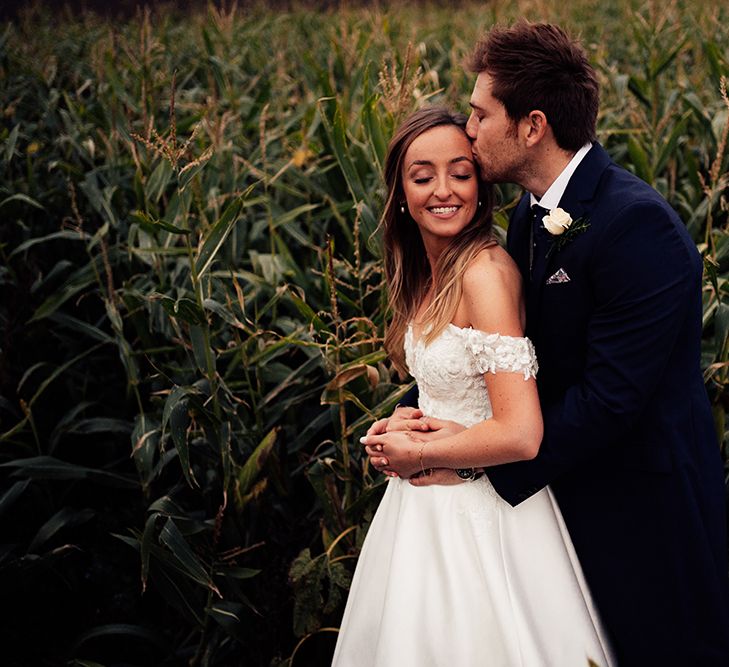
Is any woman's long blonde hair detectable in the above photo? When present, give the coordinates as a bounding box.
[382,107,495,377]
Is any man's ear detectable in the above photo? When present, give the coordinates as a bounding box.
[523,110,548,147]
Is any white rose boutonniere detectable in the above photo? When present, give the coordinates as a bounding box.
[541,207,590,258]
[542,207,572,235]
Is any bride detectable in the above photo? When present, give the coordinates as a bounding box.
[331,107,615,667]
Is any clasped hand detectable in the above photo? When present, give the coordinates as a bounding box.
[361,407,466,485]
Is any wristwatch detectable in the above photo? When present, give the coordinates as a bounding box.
[455,467,478,481]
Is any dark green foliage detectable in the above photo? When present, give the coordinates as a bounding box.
[0,2,727,665]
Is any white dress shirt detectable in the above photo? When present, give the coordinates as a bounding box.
[529,142,593,210]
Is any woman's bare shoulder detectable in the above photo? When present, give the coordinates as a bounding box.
[462,244,522,296]
[454,244,524,335]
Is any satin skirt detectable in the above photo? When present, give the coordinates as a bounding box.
[332,477,615,667]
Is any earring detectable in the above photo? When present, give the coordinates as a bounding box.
[400,204,405,214]
[478,200,482,207]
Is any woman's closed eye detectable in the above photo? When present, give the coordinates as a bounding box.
[412,173,473,185]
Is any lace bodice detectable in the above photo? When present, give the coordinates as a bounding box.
[404,324,538,428]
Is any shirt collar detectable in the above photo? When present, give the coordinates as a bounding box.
[529,142,593,210]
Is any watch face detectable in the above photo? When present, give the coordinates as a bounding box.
[456,468,475,480]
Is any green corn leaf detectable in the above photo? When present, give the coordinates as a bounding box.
[702,40,727,83]
[318,96,366,204]
[344,477,388,518]
[270,203,320,230]
[654,114,689,175]
[178,151,214,192]
[29,262,99,322]
[344,382,415,437]
[208,601,247,640]
[626,136,652,183]
[261,354,324,406]
[159,518,220,595]
[145,159,174,203]
[649,36,688,80]
[325,364,377,392]
[148,495,184,516]
[158,295,207,326]
[289,410,331,455]
[0,480,30,519]
[140,512,158,593]
[189,324,212,376]
[3,345,105,441]
[73,623,170,654]
[339,350,387,370]
[202,298,251,331]
[1,192,45,211]
[627,75,651,109]
[237,427,278,501]
[715,303,729,357]
[0,456,138,488]
[195,191,251,278]
[358,201,381,254]
[48,312,115,344]
[131,245,189,257]
[216,567,261,580]
[320,387,373,415]
[168,396,197,488]
[152,558,205,625]
[49,400,96,451]
[361,93,388,173]
[3,123,19,162]
[130,209,190,235]
[66,418,133,435]
[17,361,49,395]
[28,506,95,554]
[286,289,327,332]
[304,459,341,534]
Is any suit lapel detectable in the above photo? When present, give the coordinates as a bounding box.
[507,194,532,281]
[530,144,612,310]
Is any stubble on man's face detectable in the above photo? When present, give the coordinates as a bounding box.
[473,122,522,185]
[467,72,525,186]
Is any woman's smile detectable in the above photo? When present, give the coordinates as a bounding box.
[427,204,462,217]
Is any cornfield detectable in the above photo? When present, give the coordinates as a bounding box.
[0,1,727,665]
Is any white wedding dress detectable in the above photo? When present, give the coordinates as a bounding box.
[332,324,615,667]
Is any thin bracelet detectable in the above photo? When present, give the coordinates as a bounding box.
[419,441,428,476]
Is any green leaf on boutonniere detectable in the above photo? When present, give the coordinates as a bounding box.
[546,216,590,259]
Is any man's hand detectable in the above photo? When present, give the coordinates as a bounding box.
[415,417,467,439]
[409,468,466,486]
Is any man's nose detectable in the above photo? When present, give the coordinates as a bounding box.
[466,112,478,139]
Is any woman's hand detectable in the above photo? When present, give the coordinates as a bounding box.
[364,406,427,477]
[364,415,468,477]
[361,430,425,479]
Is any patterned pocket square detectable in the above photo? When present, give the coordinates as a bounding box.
[546,268,571,285]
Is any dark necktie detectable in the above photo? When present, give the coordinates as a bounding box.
[530,204,550,282]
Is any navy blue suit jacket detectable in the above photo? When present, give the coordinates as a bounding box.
[483,144,729,665]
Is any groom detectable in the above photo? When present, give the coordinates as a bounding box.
[364,21,729,666]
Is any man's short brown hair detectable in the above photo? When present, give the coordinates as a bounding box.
[469,21,599,151]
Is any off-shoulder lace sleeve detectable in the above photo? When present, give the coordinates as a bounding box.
[461,328,538,380]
